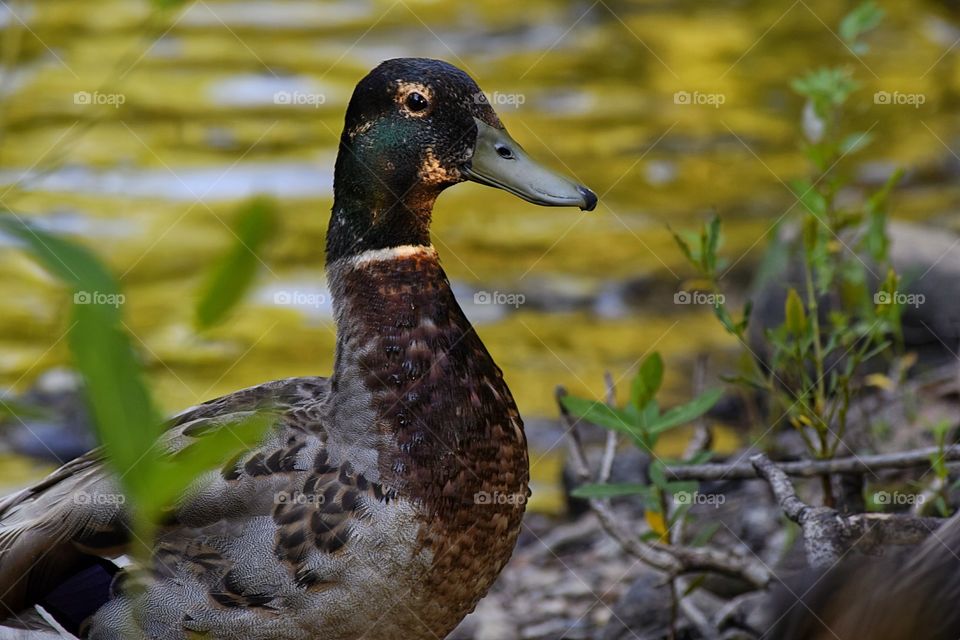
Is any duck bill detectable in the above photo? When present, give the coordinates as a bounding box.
[462,118,598,211]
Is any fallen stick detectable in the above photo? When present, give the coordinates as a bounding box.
[663,445,960,481]
[750,453,947,567]
[558,386,773,589]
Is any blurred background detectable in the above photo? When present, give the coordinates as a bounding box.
[0,0,958,507]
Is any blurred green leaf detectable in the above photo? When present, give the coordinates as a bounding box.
[561,395,639,438]
[705,215,721,274]
[839,2,885,45]
[0,215,161,490]
[142,412,273,518]
[791,68,859,117]
[195,196,278,330]
[631,353,664,411]
[785,288,807,336]
[649,388,722,433]
[839,131,874,155]
[792,180,827,217]
[669,225,695,266]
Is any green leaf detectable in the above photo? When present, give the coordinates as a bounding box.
[839,2,885,45]
[561,396,639,437]
[649,388,723,433]
[195,197,277,330]
[792,180,827,217]
[570,483,648,499]
[631,353,664,410]
[681,574,709,597]
[705,215,721,274]
[141,412,273,517]
[839,131,874,155]
[0,215,162,493]
[648,461,670,490]
[669,225,695,266]
[785,288,807,336]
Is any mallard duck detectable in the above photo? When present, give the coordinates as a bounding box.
[0,58,597,639]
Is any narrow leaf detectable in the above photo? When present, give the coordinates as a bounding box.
[649,388,723,434]
[195,196,278,330]
[562,395,637,431]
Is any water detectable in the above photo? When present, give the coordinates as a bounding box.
[0,0,957,494]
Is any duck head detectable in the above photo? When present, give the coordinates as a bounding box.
[326,58,597,263]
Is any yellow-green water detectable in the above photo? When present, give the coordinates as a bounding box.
[0,0,958,504]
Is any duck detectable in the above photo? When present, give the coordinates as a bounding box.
[0,58,597,639]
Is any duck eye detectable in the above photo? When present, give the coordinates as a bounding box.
[405,92,429,113]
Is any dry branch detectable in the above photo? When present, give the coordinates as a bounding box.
[750,454,947,567]
[558,386,773,589]
[664,445,960,481]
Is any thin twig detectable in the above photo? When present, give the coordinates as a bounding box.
[598,372,618,484]
[750,453,948,567]
[557,386,772,588]
[665,445,960,481]
[684,354,713,460]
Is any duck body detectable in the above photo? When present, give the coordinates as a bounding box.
[82,245,527,640]
[0,58,595,638]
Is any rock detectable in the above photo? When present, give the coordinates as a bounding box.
[599,569,679,640]
[1,368,94,462]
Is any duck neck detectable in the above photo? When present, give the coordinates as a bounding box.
[324,241,526,502]
[325,144,437,264]
[325,243,467,408]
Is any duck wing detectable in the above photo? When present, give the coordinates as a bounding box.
[0,376,330,628]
